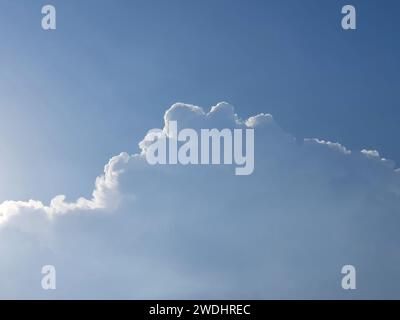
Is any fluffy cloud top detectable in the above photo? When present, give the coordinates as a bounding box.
[1,102,400,299]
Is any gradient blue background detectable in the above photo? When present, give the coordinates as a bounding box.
[0,0,399,205]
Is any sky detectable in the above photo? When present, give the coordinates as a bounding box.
[0,0,399,299]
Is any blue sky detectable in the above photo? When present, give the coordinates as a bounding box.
[0,0,400,298]
[1,0,399,203]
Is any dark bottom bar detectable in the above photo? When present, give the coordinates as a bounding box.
[0,300,396,318]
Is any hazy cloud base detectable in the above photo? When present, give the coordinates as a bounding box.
[1,102,400,299]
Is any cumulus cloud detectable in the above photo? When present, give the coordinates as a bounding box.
[0,152,128,224]
[0,102,400,299]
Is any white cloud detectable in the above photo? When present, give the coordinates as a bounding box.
[304,138,351,155]
[0,102,400,299]
[0,152,129,224]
